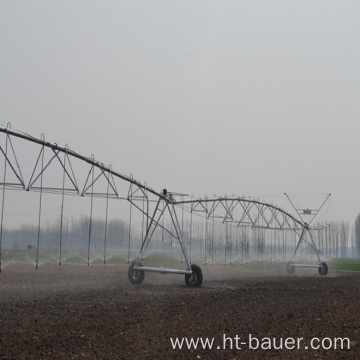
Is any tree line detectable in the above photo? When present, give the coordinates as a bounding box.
[2,215,360,260]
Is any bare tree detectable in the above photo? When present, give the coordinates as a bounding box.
[330,221,340,258]
[354,214,360,257]
[339,221,349,258]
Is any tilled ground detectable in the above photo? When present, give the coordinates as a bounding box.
[0,263,359,359]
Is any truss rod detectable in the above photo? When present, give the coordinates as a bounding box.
[0,125,161,198]
[176,197,304,229]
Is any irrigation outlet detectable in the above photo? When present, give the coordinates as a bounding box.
[0,124,330,285]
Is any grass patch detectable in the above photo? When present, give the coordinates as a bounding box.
[140,253,184,267]
[1,250,58,264]
[105,255,128,264]
[328,258,360,272]
[240,261,285,269]
[62,254,87,264]
[1,250,35,263]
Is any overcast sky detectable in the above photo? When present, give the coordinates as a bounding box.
[1,1,360,224]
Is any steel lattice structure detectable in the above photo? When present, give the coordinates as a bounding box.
[0,124,329,285]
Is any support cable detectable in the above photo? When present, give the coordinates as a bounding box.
[59,146,67,266]
[141,193,145,253]
[190,206,193,264]
[87,157,95,266]
[211,212,214,266]
[0,128,10,272]
[181,197,184,263]
[36,137,45,270]
[103,165,111,264]
[127,196,133,264]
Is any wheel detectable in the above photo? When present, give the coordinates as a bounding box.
[286,261,295,275]
[318,262,328,276]
[185,264,203,287]
[128,260,145,285]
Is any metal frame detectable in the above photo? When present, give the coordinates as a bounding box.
[290,224,322,267]
[284,193,331,274]
[0,124,330,281]
[131,190,192,275]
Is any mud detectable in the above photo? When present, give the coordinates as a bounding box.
[0,263,359,359]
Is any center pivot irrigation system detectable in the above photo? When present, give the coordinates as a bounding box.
[0,124,331,287]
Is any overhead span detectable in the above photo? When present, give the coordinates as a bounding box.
[0,124,304,230]
[0,124,329,281]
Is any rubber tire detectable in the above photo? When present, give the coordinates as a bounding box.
[318,262,328,276]
[128,260,145,285]
[185,264,203,287]
[286,261,295,275]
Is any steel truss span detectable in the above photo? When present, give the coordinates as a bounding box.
[0,124,329,284]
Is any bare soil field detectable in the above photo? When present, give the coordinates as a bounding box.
[0,263,359,359]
